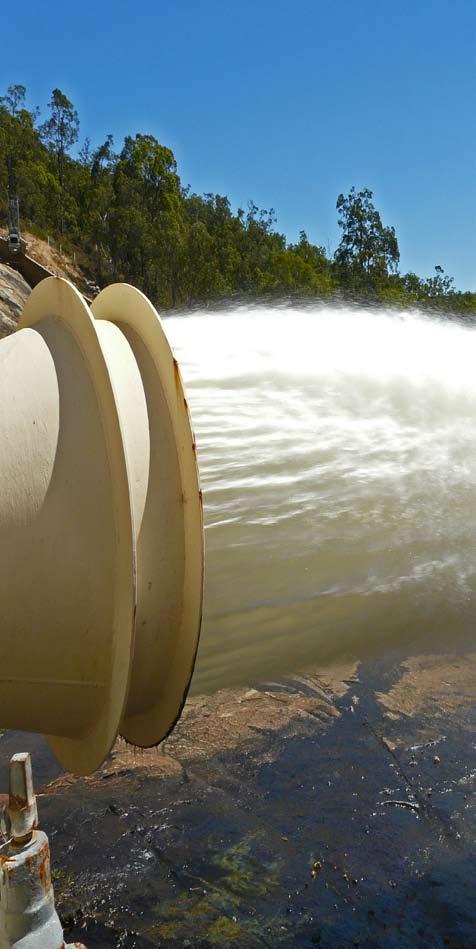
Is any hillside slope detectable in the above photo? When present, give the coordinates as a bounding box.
[8,230,92,294]
[0,234,91,339]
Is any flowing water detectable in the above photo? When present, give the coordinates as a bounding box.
[166,304,476,694]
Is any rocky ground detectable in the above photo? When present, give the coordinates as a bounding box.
[1,650,475,948]
[0,263,30,338]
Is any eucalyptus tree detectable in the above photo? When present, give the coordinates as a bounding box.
[334,187,400,287]
[40,88,79,233]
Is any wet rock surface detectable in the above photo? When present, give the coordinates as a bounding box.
[1,652,476,947]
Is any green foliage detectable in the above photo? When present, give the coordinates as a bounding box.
[424,264,455,297]
[334,186,400,285]
[1,83,474,314]
[0,86,40,202]
[40,89,79,163]
[40,89,79,233]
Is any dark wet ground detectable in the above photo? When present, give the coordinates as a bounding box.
[1,650,476,948]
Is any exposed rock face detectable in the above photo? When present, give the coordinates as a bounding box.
[0,263,30,338]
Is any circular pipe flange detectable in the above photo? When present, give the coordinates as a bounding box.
[92,284,204,748]
[17,277,137,775]
[0,277,203,773]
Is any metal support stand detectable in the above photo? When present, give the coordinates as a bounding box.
[0,753,85,948]
[6,196,23,255]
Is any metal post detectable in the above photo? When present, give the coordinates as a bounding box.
[7,196,21,255]
[0,753,85,949]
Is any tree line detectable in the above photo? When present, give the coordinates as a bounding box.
[0,84,474,313]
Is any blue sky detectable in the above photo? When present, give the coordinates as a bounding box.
[4,0,475,288]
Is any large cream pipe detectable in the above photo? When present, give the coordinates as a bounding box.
[0,278,203,775]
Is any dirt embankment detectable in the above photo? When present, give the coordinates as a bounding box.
[8,230,90,292]
[0,233,92,339]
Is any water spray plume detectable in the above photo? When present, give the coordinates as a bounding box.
[1,289,475,775]
[169,304,476,693]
